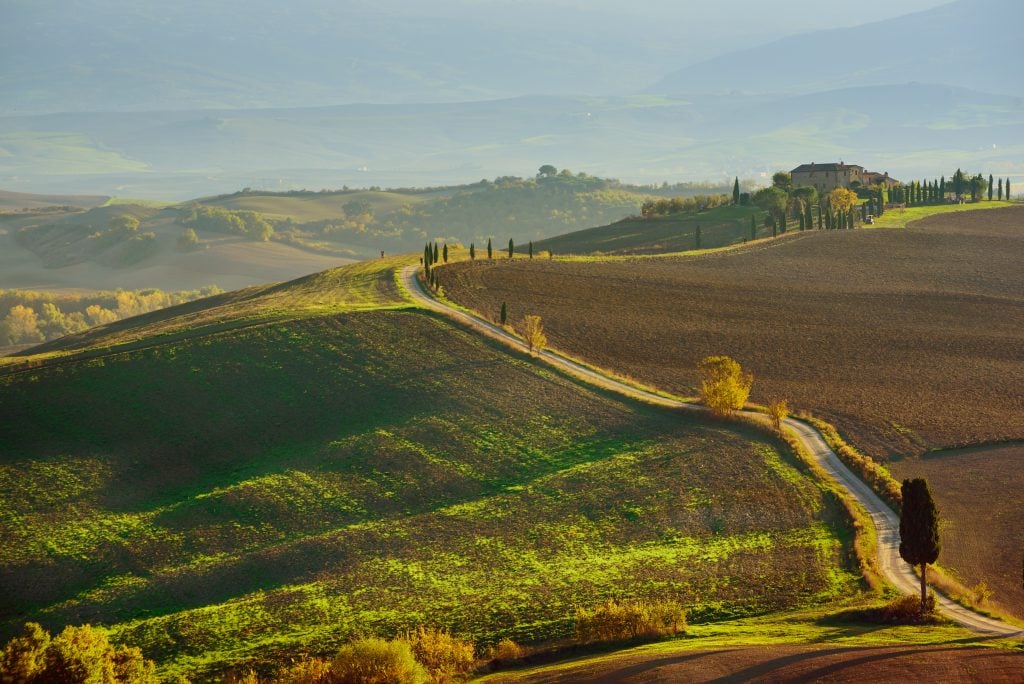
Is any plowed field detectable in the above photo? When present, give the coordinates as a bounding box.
[443,206,1024,460]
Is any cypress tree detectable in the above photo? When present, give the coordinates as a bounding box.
[998,178,1004,201]
[433,242,439,263]
[771,217,777,238]
[443,243,448,263]
[939,176,946,199]
[695,224,702,249]
[899,478,941,612]
[500,301,507,325]
[805,202,813,228]
[487,238,492,260]
[988,174,993,201]
[1007,178,1012,200]
[470,243,475,260]
[732,177,740,205]
[817,204,823,228]
[508,238,514,259]
[799,212,806,230]
[779,213,786,233]
[847,211,854,230]
[528,240,533,258]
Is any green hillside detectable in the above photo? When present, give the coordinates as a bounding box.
[0,259,859,679]
[535,204,767,256]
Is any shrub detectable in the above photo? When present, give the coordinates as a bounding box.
[484,639,527,662]
[0,622,157,683]
[330,638,427,684]
[574,599,686,644]
[406,627,475,683]
[882,593,938,624]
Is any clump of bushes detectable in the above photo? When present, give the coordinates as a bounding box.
[881,594,939,624]
[406,627,475,683]
[574,598,687,644]
[331,638,428,684]
[0,622,157,683]
[484,638,528,663]
[234,629,478,683]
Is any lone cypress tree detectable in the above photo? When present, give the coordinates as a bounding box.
[899,478,941,612]
[487,238,493,260]
[528,240,533,259]
[500,302,507,325]
[732,177,740,205]
[508,238,514,259]
[989,174,994,201]
[470,243,475,260]
[443,243,448,263]
[1007,178,1012,200]
[695,224,702,250]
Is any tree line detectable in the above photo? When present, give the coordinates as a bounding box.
[0,286,222,346]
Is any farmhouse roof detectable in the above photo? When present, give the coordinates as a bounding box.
[791,162,864,173]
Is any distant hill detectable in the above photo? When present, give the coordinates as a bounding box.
[0,190,108,211]
[535,205,767,256]
[3,87,1020,200]
[652,0,1023,97]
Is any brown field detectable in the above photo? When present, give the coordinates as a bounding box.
[889,443,1024,617]
[491,644,1024,683]
[443,206,1024,460]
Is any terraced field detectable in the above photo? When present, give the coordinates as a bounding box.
[0,261,857,679]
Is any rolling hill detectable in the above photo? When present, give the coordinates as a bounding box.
[441,204,1024,620]
[0,258,861,679]
[651,0,1023,97]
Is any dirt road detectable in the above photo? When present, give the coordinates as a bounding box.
[400,264,1022,638]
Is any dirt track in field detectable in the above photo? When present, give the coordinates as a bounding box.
[488,644,1024,683]
[442,206,1024,460]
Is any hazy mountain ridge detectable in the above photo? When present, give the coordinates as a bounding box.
[652,0,1022,97]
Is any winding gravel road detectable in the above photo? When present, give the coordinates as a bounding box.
[400,264,1022,638]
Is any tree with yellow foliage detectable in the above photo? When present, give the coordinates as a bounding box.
[828,187,859,214]
[697,355,753,417]
[768,399,789,432]
[521,315,547,353]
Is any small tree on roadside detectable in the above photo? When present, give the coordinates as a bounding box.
[442,243,448,263]
[528,240,533,259]
[1007,178,1012,200]
[899,478,941,613]
[768,399,788,432]
[470,243,476,260]
[697,355,753,417]
[433,242,439,263]
[998,178,1004,201]
[487,238,493,260]
[508,238,514,259]
[521,315,547,353]
[500,302,507,325]
[988,174,994,201]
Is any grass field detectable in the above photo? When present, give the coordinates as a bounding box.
[870,200,1015,229]
[533,205,766,256]
[0,261,860,679]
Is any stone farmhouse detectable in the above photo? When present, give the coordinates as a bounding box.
[791,162,899,193]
